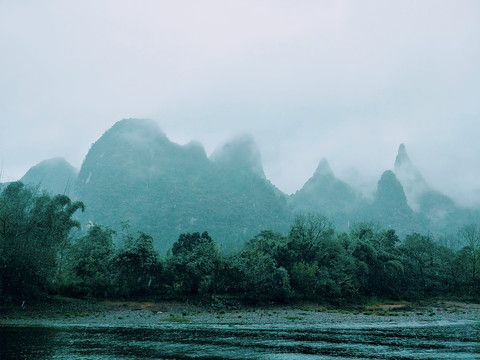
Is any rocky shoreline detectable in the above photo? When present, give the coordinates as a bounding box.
[1,298,479,328]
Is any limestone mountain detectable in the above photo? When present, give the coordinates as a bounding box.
[20,157,78,196]
[10,119,478,248]
[370,170,425,236]
[75,119,291,253]
[374,170,410,213]
[394,144,457,222]
[210,134,266,179]
[289,158,362,228]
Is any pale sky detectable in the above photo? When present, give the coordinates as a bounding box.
[1,1,479,205]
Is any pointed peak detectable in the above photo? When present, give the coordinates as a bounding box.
[375,170,409,207]
[394,143,410,169]
[314,158,334,177]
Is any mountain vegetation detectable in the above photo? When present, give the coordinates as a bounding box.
[74,119,291,253]
[1,183,478,302]
[5,119,479,253]
[1,119,479,303]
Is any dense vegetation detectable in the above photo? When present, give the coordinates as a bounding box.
[1,182,479,304]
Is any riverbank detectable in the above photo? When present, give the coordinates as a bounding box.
[1,297,479,328]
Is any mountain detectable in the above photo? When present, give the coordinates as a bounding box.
[210,134,266,178]
[394,143,455,215]
[289,158,363,228]
[20,157,78,196]
[369,170,426,236]
[11,119,477,248]
[75,119,291,253]
[393,144,462,226]
[393,143,428,210]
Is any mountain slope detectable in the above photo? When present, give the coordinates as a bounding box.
[20,157,78,196]
[393,143,459,225]
[289,158,363,228]
[75,119,291,253]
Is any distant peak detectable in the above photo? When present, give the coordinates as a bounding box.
[39,157,72,166]
[103,118,172,148]
[394,143,410,169]
[379,169,397,182]
[314,158,333,177]
[210,133,265,178]
[375,170,409,207]
[109,118,166,137]
[25,157,77,173]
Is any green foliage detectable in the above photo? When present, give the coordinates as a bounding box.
[456,224,480,295]
[398,233,456,297]
[230,248,292,303]
[350,225,404,298]
[289,261,319,298]
[66,225,116,297]
[167,232,220,295]
[288,214,335,265]
[113,231,161,297]
[2,179,478,303]
[0,182,84,300]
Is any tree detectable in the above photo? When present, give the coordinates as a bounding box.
[350,225,403,298]
[66,225,116,297]
[113,231,161,296]
[287,213,334,265]
[0,182,84,300]
[167,231,220,295]
[230,247,292,303]
[399,233,450,297]
[458,224,480,295]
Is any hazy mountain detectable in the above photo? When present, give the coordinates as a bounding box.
[394,143,455,215]
[75,119,291,253]
[369,170,426,236]
[393,143,428,210]
[289,158,363,228]
[20,157,78,196]
[374,170,410,213]
[11,120,478,249]
[210,134,266,179]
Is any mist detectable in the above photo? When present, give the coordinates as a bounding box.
[1,1,479,206]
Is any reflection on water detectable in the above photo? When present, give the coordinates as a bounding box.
[1,321,479,359]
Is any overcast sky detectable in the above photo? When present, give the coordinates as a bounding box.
[1,1,479,205]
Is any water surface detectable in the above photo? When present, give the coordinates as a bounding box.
[1,320,479,359]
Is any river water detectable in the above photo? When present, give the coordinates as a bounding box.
[1,320,479,359]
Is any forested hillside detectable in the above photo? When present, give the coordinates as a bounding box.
[74,119,291,253]
[8,119,479,252]
[1,183,479,302]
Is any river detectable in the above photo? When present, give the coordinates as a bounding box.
[1,320,479,359]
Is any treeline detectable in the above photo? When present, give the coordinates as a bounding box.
[1,182,479,303]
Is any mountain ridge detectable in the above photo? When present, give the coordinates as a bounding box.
[7,119,479,250]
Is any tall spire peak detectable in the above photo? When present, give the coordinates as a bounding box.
[394,143,409,169]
